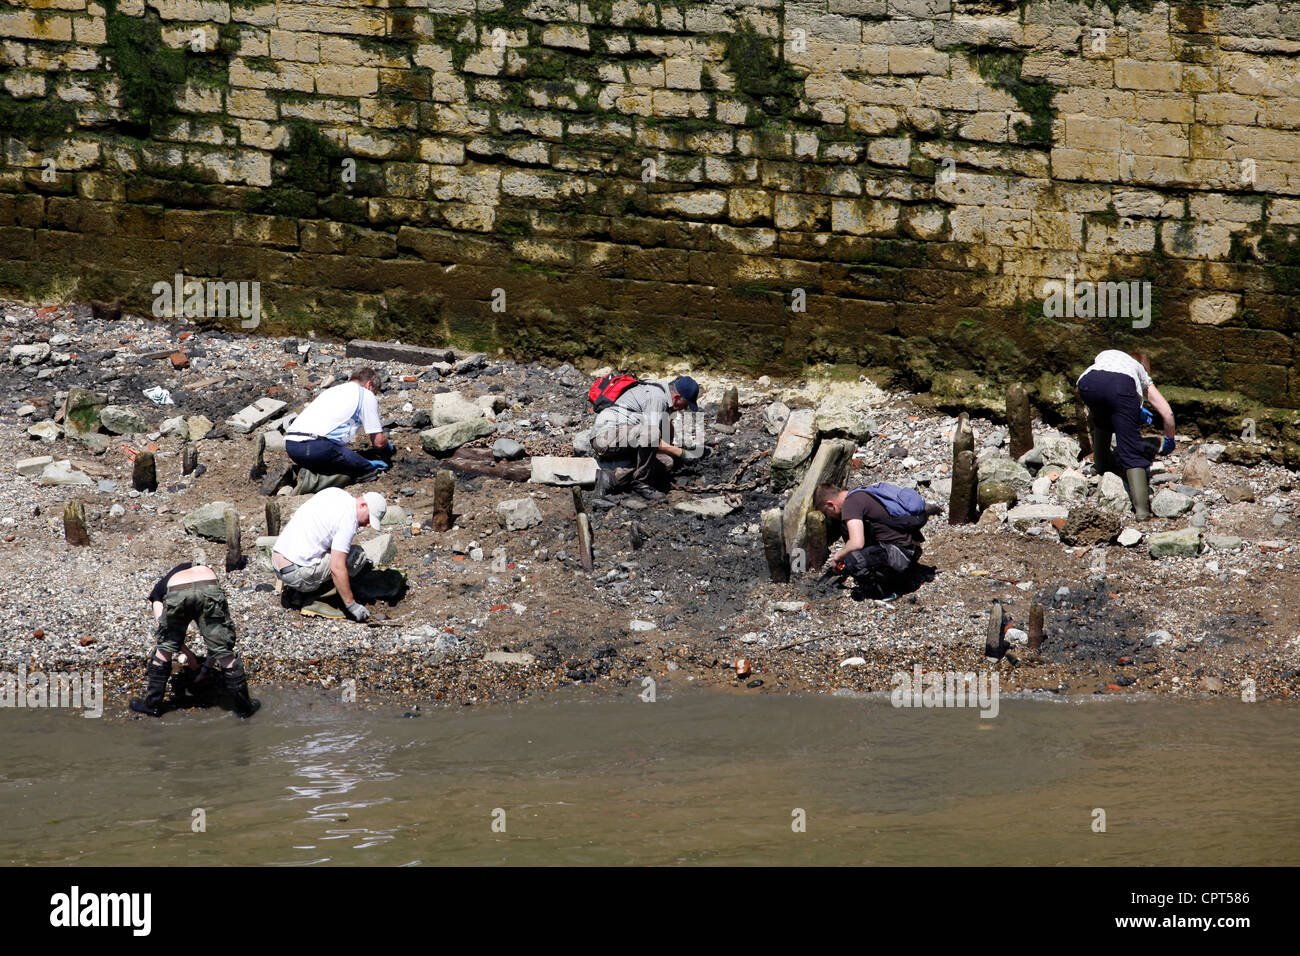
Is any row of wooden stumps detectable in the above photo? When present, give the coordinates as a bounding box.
[986,600,1047,662]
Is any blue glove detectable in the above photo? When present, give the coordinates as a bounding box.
[1139,406,1154,426]
[1160,436,1175,455]
[365,458,390,470]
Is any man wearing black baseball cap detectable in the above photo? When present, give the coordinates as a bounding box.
[591,375,700,500]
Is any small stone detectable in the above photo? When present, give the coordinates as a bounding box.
[673,496,738,518]
[1147,528,1202,558]
[186,415,214,441]
[1151,489,1193,518]
[839,656,867,667]
[182,501,234,540]
[491,438,525,461]
[1005,628,1029,645]
[1223,483,1255,503]
[495,498,543,530]
[40,460,92,486]
[27,421,63,442]
[484,651,535,666]
[629,620,657,632]
[99,405,148,435]
[1117,527,1143,547]
[1204,534,1243,551]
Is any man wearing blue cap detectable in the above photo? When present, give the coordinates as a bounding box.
[591,375,699,501]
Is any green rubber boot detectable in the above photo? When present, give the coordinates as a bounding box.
[1125,467,1152,522]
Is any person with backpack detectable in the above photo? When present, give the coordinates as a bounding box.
[815,482,933,597]
[588,374,700,501]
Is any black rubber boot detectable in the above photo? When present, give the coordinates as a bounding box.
[129,659,172,717]
[221,657,261,718]
[1090,421,1117,475]
[1125,467,1152,522]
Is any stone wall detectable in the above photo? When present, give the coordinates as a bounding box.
[2,0,1299,444]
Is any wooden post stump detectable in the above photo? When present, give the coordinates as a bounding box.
[265,501,281,537]
[576,514,594,572]
[949,450,978,526]
[985,600,1008,659]
[1028,604,1045,652]
[224,507,243,572]
[717,386,739,425]
[132,450,157,493]
[182,443,198,476]
[803,509,828,571]
[250,433,267,481]
[431,469,454,531]
[953,411,974,459]
[761,507,789,583]
[1006,382,1034,460]
[63,501,89,546]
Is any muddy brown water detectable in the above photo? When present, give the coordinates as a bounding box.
[2,688,1298,866]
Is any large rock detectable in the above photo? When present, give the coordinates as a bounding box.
[763,401,790,436]
[674,496,739,518]
[1055,468,1088,502]
[361,533,396,566]
[1223,483,1255,503]
[255,535,278,571]
[1205,534,1244,551]
[16,455,54,477]
[1148,528,1202,558]
[979,456,1033,492]
[1006,503,1069,530]
[813,401,876,442]
[431,392,486,427]
[419,418,495,453]
[571,429,593,456]
[496,497,543,530]
[978,479,1019,508]
[1151,489,1193,518]
[1117,527,1143,547]
[10,343,50,365]
[160,416,190,440]
[62,388,106,437]
[99,405,147,435]
[1018,433,1081,472]
[227,397,287,434]
[1181,453,1211,488]
[27,421,62,442]
[770,408,817,489]
[183,502,233,540]
[783,438,855,556]
[40,460,92,486]
[529,455,598,486]
[187,415,214,441]
[1097,472,1131,512]
[491,438,525,460]
[1059,506,1121,546]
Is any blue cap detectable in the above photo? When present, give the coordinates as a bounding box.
[671,376,699,412]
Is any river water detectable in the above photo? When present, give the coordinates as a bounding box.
[3,688,1298,866]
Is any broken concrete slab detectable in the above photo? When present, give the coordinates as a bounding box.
[431,392,486,427]
[345,339,455,365]
[530,455,598,486]
[496,497,543,530]
[420,417,496,453]
[15,455,54,477]
[183,501,234,540]
[782,438,854,558]
[40,460,93,486]
[227,397,288,434]
[1148,528,1202,558]
[361,533,396,566]
[673,496,739,518]
[771,408,817,490]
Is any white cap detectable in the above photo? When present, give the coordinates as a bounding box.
[362,492,387,530]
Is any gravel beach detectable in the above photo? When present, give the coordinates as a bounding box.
[3,298,1298,715]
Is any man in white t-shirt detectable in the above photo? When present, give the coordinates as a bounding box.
[285,366,392,485]
[1077,349,1176,521]
[271,488,387,621]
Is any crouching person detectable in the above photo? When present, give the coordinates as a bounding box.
[130,563,260,719]
[271,488,387,622]
[815,483,928,599]
[589,375,700,501]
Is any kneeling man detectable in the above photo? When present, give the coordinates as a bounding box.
[272,488,387,622]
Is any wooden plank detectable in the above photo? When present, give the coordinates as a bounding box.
[183,376,225,391]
